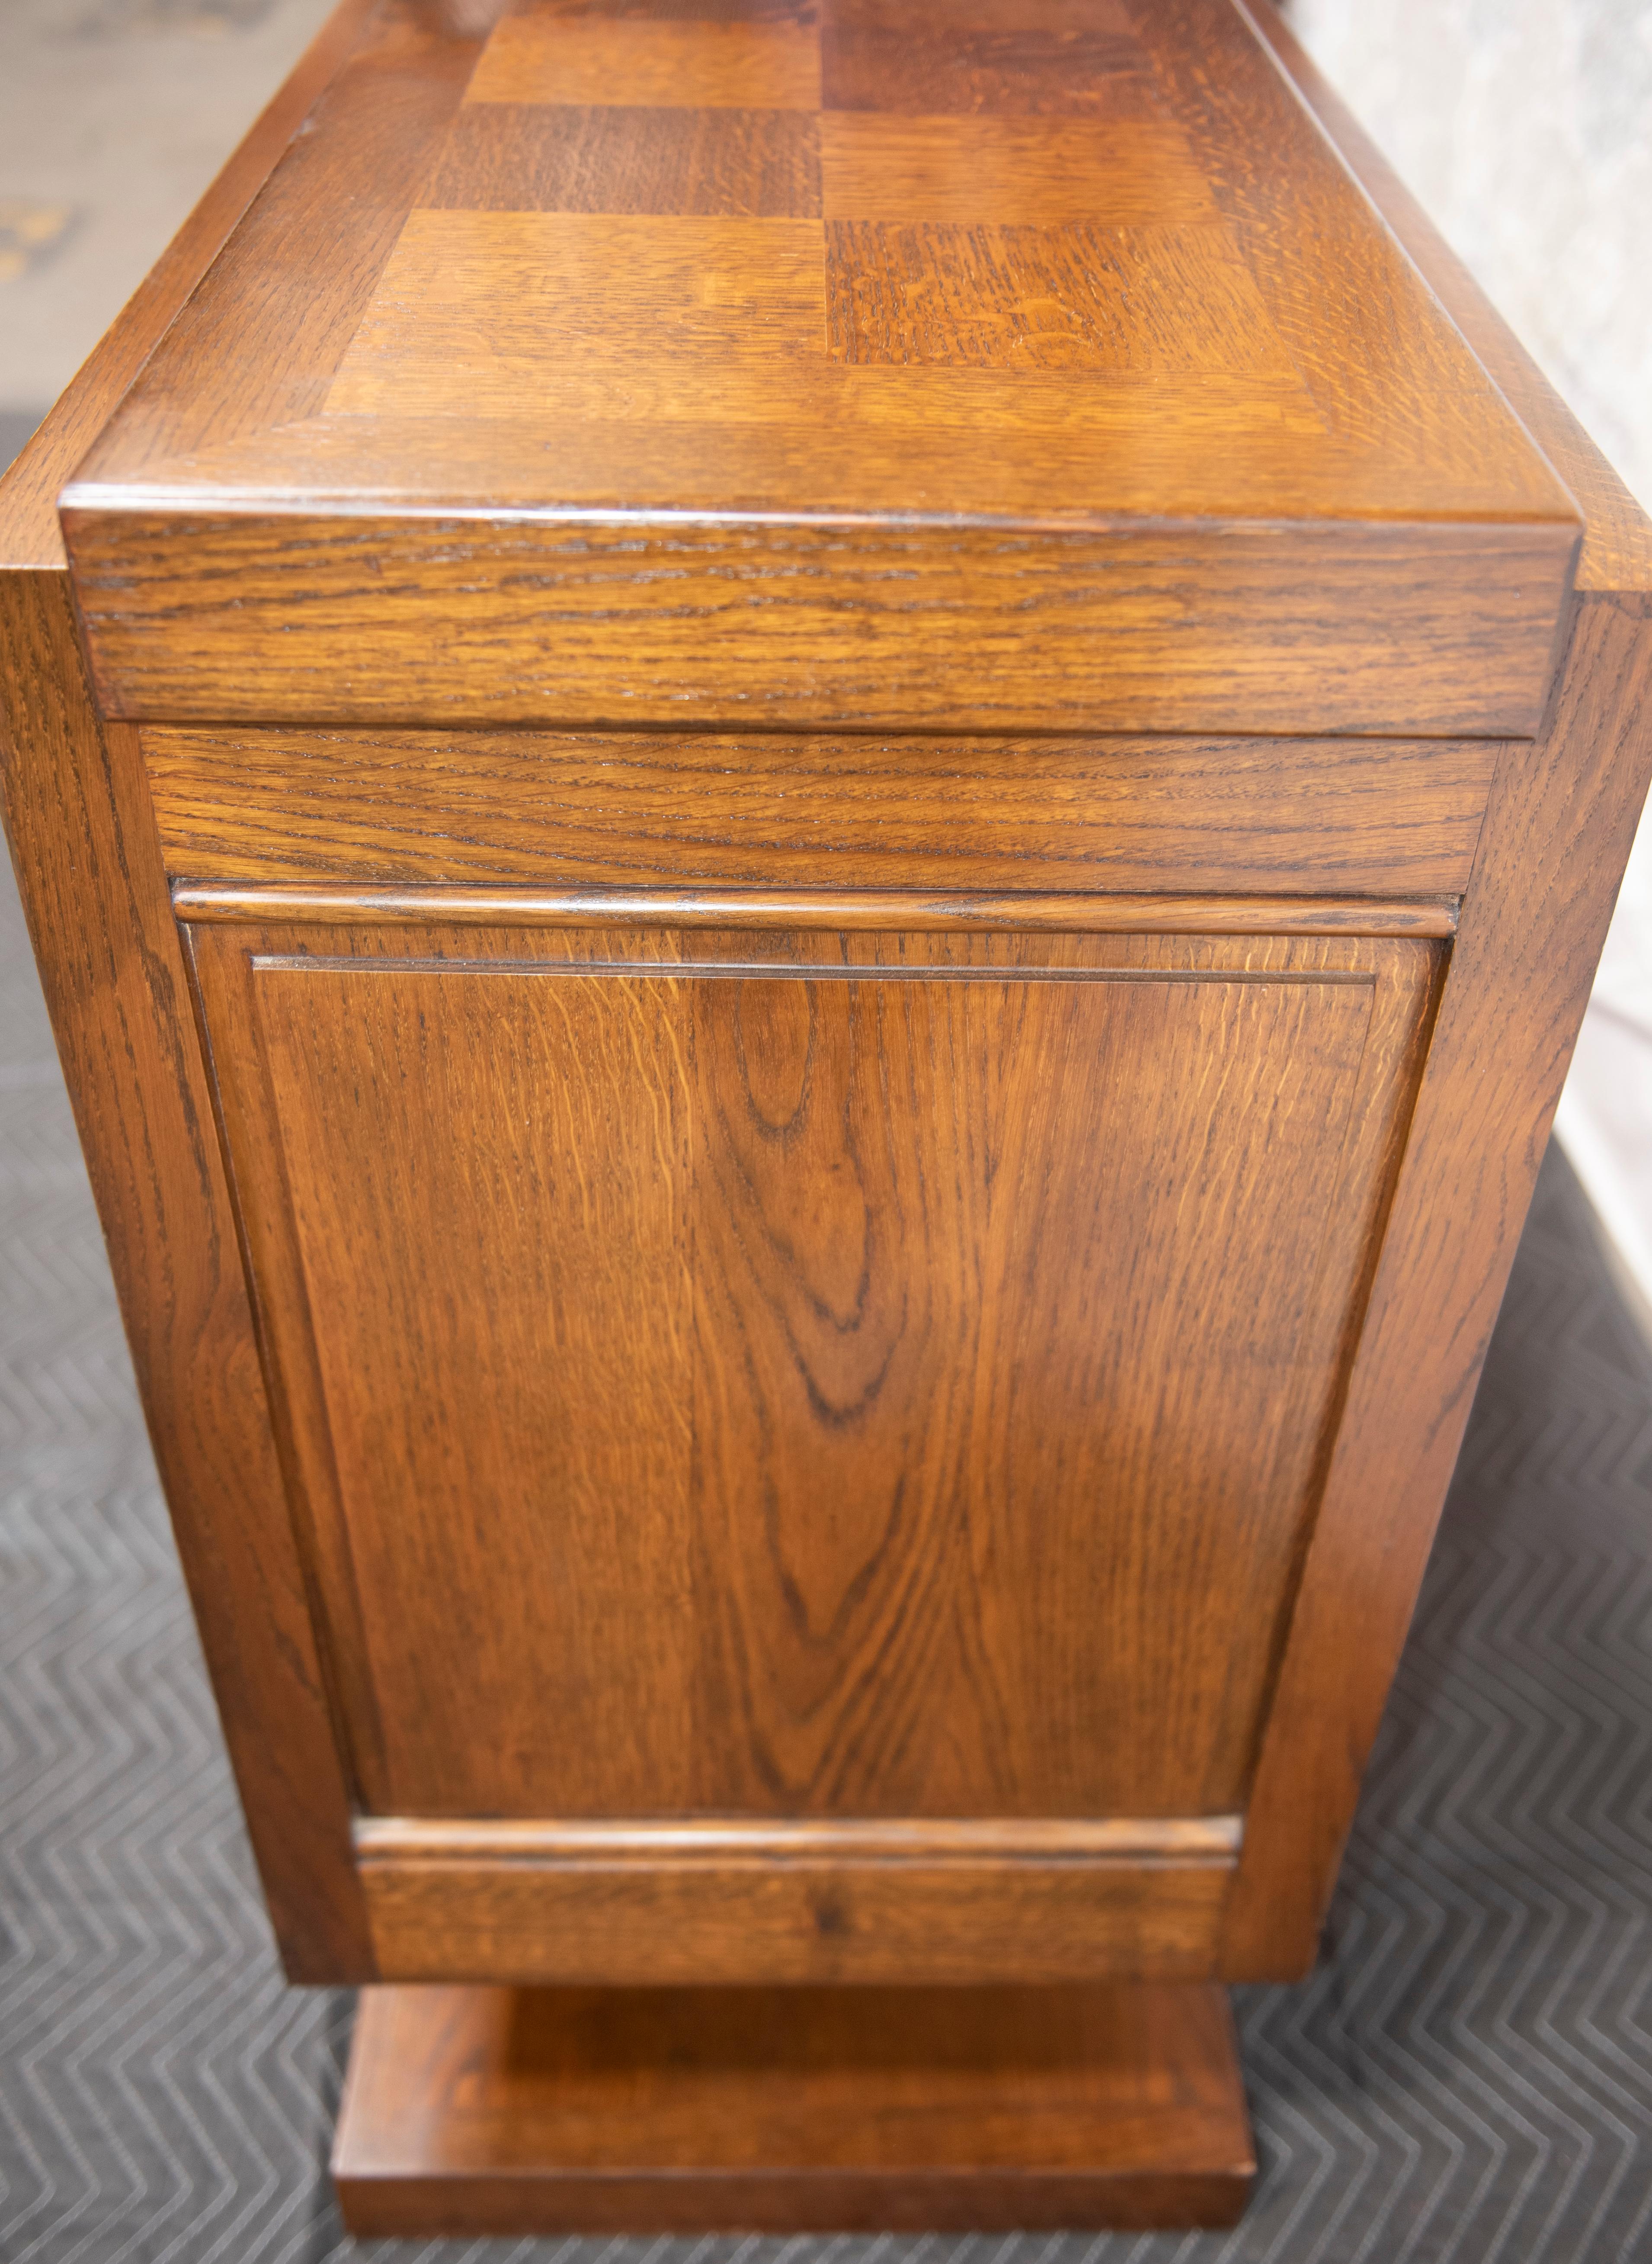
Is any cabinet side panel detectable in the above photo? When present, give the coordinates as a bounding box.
[1226,591,1652,1976]
[0,573,371,1980]
[189,924,1438,1828]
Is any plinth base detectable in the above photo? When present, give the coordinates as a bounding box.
[332,1982,1255,2236]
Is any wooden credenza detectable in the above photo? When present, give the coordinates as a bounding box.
[4,0,1651,2236]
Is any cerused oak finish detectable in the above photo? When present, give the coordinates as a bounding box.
[3,0,1651,2235]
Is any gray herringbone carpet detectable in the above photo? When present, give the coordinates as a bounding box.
[3,841,1652,2264]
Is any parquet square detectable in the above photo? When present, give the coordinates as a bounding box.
[820,0,1155,117]
[467,13,823,109]
[329,212,828,420]
[824,221,1296,373]
[59,0,1588,746]
[518,0,816,17]
[425,103,822,217]
[819,115,1218,225]
[418,4,1282,394]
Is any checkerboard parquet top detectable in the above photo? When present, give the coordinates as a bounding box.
[71,0,1575,528]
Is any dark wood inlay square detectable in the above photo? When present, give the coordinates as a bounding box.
[821,0,1155,116]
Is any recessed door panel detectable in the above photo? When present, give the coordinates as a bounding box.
[189,925,1437,1823]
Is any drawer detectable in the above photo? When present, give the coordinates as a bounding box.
[144,726,1497,905]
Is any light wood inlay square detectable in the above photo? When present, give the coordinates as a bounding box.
[330,212,827,417]
[425,104,823,218]
[467,15,823,111]
[825,221,1296,373]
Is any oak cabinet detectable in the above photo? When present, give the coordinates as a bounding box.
[4,0,1652,2236]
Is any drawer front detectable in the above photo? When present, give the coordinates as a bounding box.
[144,725,1497,904]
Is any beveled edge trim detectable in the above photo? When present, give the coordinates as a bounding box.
[173,884,1460,937]
[331,1979,1256,2234]
[353,1815,1244,1864]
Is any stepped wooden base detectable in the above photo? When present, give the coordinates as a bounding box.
[332,1981,1255,2236]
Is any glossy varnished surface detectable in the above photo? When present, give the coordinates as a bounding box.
[58,0,1578,731]
[143,726,1499,901]
[333,1980,1255,2231]
[1242,2,1652,599]
[64,0,1574,525]
[66,509,1571,736]
[1224,591,1652,1973]
[183,922,1437,1836]
[350,1797,1241,1990]
[0,0,394,1979]
[173,884,1460,936]
[352,1824,1239,1985]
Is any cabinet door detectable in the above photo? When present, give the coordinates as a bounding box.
[188,921,1439,1981]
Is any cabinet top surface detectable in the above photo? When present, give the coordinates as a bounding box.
[64,0,1577,536]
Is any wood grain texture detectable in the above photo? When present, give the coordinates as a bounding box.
[63,0,1569,556]
[64,511,1574,737]
[1128,0,1567,525]
[1242,0,1652,597]
[824,221,1290,370]
[184,923,1437,1835]
[141,725,1499,901]
[318,350,1324,454]
[58,0,1587,735]
[6,7,1652,2161]
[358,1845,1236,1985]
[332,211,826,399]
[333,1982,1255,2232]
[355,1812,1242,1989]
[1223,592,1652,1978]
[465,12,823,109]
[49,0,484,490]
[425,103,823,215]
[0,574,373,1980]
[819,114,1218,224]
[171,886,1461,938]
[820,0,1155,118]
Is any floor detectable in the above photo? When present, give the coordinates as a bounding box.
[3,845,1652,2264]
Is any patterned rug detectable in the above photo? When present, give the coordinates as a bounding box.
[3,834,1650,2262]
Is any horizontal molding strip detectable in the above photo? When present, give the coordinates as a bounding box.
[354,1816,1242,1983]
[252,957,1376,990]
[174,884,1460,937]
[355,1814,1244,1864]
[143,725,1501,907]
